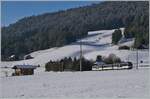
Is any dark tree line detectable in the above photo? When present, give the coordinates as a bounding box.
[1,1,149,61]
[45,57,93,72]
[124,13,149,49]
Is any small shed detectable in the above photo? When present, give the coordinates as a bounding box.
[12,65,37,76]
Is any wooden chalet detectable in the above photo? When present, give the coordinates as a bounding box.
[12,65,37,76]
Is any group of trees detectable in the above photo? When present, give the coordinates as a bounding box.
[1,1,149,61]
[45,57,93,72]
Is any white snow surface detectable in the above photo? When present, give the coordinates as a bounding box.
[0,28,150,98]
[0,68,150,98]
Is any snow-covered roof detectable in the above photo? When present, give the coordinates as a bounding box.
[94,61,105,65]
[12,65,37,69]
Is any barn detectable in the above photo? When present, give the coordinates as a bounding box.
[12,65,37,76]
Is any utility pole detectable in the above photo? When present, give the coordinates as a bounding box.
[80,40,82,71]
[136,49,138,69]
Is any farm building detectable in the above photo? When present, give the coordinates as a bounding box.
[12,65,37,76]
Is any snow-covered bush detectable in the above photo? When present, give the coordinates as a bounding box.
[103,53,121,64]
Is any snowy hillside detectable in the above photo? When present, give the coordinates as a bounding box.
[1,29,116,68]
[0,28,149,73]
[0,68,149,98]
[0,28,149,98]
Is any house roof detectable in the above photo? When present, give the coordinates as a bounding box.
[12,65,37,69]
[94,61,105,65]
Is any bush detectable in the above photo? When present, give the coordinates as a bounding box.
[118,45,130,50]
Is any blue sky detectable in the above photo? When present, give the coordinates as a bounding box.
[1,1,100,26]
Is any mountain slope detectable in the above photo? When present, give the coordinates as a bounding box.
[1,28,149,70]
[1,1,149,61]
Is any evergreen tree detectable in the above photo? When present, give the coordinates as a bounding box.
[112,29,122,44]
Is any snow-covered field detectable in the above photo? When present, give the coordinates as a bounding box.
[0,28,149,76]
[0,28,149,98]
[0,68,149,98]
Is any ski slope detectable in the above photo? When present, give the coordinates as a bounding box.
[0,68,149,98]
